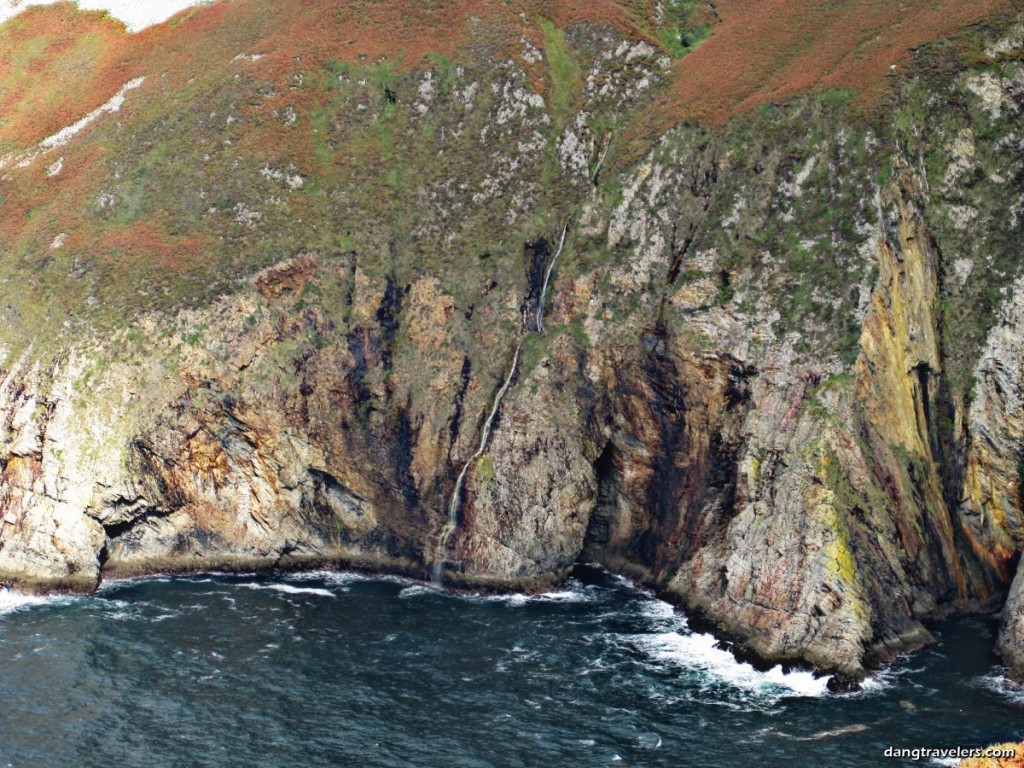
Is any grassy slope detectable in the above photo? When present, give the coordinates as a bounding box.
[0,0,1013,367]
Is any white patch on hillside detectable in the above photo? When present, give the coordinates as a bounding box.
[0,77,145,172]
[42,77,144,149]
[0,0,208,32]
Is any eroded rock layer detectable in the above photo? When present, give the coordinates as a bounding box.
[1,1,1024,682]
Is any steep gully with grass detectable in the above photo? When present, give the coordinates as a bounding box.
[1,1,1024,691]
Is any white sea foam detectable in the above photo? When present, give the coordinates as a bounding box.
[626,597,832,699]
[0,0,209,33]
[468,581,596,607]
[857,667,900,694]
[289,570,367,588]
[395,578,596,605]
[975,669,1024,703]
[0,588,53,615]
[239,583,334,598]
[96,575,171,595]
[398,585,438,599]
[639,598,675,622]
[531,589,593,603]
[636,732,662,750]
[632,630,831,698]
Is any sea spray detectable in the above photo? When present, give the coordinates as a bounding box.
[0,588,53,615]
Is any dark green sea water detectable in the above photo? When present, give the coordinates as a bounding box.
[0,566,1020,767]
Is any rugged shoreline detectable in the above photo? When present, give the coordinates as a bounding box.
[0,552,1011,696]
[2,1,1024,686]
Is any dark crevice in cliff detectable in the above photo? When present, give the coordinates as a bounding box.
[726,363,755,409]
[706,432,740,528]
[667,222,696,285]
[929,239,1006,596]
[99,507,161,544]
[131,439,188,511]
[448,356,472,451]
[344,327,376,426]
[590,134,611,187]
[273,542,302,568]
[663,151,720,289]
[925,226,1005,597]
[914,362,933,439]
[689,153,719,206]
[522,237,551,333]
[898,446,965,606]
[638,326,690,575]
[96,503,168,569]
[342,252,357,308]
[303,468,368,543]
[582,335,750,582]
[376,276,404,372]
[580,440,619,562]
[393,407,420,509]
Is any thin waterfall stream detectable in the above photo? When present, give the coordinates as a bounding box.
[432,224,569,583]
[536,224,568,335]
[431,342,523,583]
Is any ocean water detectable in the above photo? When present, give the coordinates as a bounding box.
[0,566,1020,767]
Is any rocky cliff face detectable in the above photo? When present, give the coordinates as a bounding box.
[2,1,1024,685]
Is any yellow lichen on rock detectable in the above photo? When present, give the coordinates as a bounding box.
[959,742,1024,767]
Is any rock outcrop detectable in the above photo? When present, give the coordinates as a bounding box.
[2,2,1024,684]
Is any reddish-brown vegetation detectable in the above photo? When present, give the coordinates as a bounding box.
[0,4,139,151]
[0,0,1014,278]
[654,0,1013,125]
[0,0,1014,148]
[94,221,209,272]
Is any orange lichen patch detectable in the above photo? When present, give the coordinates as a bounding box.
[0,0,483,151]
[172,0,493,86]
[961,743,1024,767]
[0,3,139,150]
[0,191,33,242]
[646,0,1012,128]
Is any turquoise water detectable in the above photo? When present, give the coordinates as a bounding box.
[0,566,1020,767]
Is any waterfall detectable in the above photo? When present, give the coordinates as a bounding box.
[536,224,567,335]
[432,343,522,583]
[591,134,611,186]
[433,223,568,584]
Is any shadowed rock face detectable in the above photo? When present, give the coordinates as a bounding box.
[998,566,1024,682]
[2,4,1024,683]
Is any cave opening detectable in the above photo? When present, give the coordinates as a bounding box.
[578,440,619,565]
